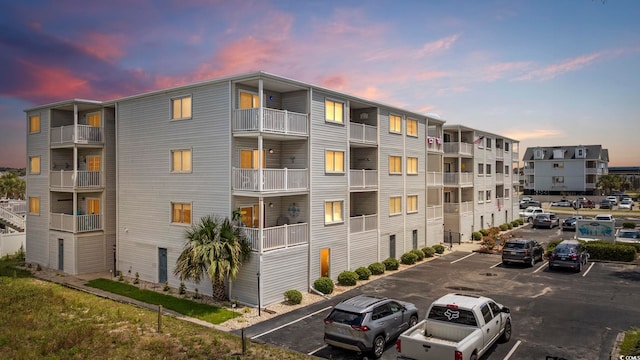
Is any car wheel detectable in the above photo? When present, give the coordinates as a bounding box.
[372,335,385,358]
[408,315,418,328]
[502,260,509,267]
[528,217,533,223]
[529,256,536,267]
[470,352,478,360]
[500,319,512,343]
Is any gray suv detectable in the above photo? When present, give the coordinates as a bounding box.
[502,238,544,267]
[323,294,418,358]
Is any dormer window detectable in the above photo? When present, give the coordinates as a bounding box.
[576,147,586,158]
[534,149,544,160]
[552,149,565,159]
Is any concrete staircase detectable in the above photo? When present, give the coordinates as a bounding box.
[0,200,25,233]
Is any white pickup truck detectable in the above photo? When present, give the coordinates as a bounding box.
[396,293,511,360]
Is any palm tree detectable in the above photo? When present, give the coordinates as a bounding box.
[0,171,25,199]
[174,214,251,301]
[596,174,624,195]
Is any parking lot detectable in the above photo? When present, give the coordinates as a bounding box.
[237,223,640,360]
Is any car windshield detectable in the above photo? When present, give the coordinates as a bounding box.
[504,242,526,249]
[327,309,364,326]
[555,246,577,255]
[619,231,639,238]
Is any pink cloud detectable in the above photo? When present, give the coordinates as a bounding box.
[483,61,532,81]
[416,34,460,57]
[80,32,127,62]
[14,60,91,100]
[515,53,601,81]
[417,71,449,80]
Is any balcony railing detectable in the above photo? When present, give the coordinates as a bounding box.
[427,172,443,186]
[50,171,103,188]
[233,108,308,136]
[242,223,308,252]
[444,142,473,156]
[350,214,377,234]
[233,168,308,192]
[349,123,377,144]
[427,205,443,219]
[443,172,474,186]
[50,213,102,232]
[51,125,103,145]
[444,201,473,214]
[349,169,377,189]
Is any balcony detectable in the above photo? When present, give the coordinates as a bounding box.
[350,169,377,190]
[350,214,377,234]
[427,137,443,153]
[233,108,308,136]
[50,171,103,188]
[427,171,443,186]
[443,172,474,186]
[349,123,377,145]
[232,168,308,192]
[242,223,308,252]
[50,213,102,233]
[444,201,474,214]
[444,142,473,156]
[51,125,103,145]
[427,205,443,220]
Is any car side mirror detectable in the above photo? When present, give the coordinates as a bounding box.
[501,307,510,313]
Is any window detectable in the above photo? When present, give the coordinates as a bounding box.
[407,157,418,174]
[29,114,40,133]
[486,190,492,202]
[240,149,265,169]
[325,99,344,124]
[87,112,101,127]
[534,149,545,160]
[505,189,510,198]
[87,198,100,215]
[478,191,484,202]
[486,164,492,175]
[325,200,344,224]
[239,91,259,109]
[172,95,192,120]
[554,176,564,184]
[505,165,510,174]
[504,142,510,152]
[29,156,41,174]
[325,150,345,173]
[407,195,418,213]
[486,138,492,149]
[172,203,191,224]
[389,156,402,174]
[406,119,418,136]
[389,114,402,133]
[171,149,192,172]
[553,162,564,168]
[477,163,484,175]
[390,197,401,215]
[29,197,40,215]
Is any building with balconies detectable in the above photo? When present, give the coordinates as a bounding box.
[25,72,448,307]
[442,125,520,240]
[522,145,609,196]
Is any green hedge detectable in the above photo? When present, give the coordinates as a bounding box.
[383,257,400,270]
[422,247,436,258]
[411,249,425,261]
[368,262,385,275]
[472,231,483,241]
[284,289,302,304]
[313,277,334,294]
[585,242,637,262]
[401,252,418,265]
[337,271,359,286]
[433,244,445,254]
[355,266,372,280]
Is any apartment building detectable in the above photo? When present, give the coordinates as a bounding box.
[442,125,520,239]
[25,72,455,306]
[522,145,609,196]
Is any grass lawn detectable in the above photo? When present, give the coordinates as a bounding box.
[620,328,640,356]
[0,255,310,359]
[86,278,238,324]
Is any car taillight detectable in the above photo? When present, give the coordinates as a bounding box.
[396,339,401,352]
[351,325,370,331]
[455,350,463,360]
[550,253,557,259]
[323,318,333,324]
[571,254,578,260]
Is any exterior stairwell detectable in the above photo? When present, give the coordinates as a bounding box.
[0,205,25,233]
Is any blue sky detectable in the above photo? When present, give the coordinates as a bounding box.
[1,0,638,168]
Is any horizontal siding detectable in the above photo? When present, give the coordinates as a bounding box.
[349,232,378,270]
[261,245,308,306]
[76,234,106,273]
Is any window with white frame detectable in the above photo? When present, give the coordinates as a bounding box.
[553,162,564,168]
[407,157,418,175]
[29,156,41,174]
[389,114,402,134]
[486,190,492,202]
[325,150,345,173]
[486,164,492,175]
[486,138,492,148]
[406,119,418,137]
[478,163,484,175]
[29,114,40,133]
[325,200,344,224]
[172,95,192,120]
[171,149,192,172]
[478,191,484,202]
[407,195,418,213]
[390,197,402,215]
[505,188,510,198]
[325,99,344,124]
[171,202,191,224]
[389,156,402,174]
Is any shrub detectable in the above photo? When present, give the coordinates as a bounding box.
[401,252,418,265]
[499,224,508,231]
[383,257,400,271]
[472,231,483,241]
[623,222,637,229]
[516,218,524,226]
[314,277,334,294]
[368,262,386,275]
[133,272,140,285]
[179,282,186,295]
[507,222,513,230]
[586,242,637,262]
[511,220,520,228]
[422,247,436,258]
[433,244,446,254]
[355,266,372,280]
[337,271,359,286]
[163,282,171,292]
[284,289,303,304]
[479,228,489,236]
[411,249,425,261]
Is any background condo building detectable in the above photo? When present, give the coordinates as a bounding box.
[522,145,609,196]
[442,125,520,241]
[25,71,518,307]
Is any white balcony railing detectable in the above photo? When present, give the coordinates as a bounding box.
[233,168,308,192]
[349,169,378,189]
[443,142,473,156]
[443,172,474,186]
[50,213,102,233]
[242,223,308,252]
[50,125,103,145]
[444,201,474,214]
[427,205,443,220]
[349,214,377,234]
[50,171,103,188]
[233,108,308,135]
[427,171,443,186]
[349,123,377,144]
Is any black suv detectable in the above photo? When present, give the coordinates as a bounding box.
[549,240,589,272]
[501,238,544,267]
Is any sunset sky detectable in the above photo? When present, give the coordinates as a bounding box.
[1,0,639,168]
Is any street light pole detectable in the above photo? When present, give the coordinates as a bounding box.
[257,272,261,316]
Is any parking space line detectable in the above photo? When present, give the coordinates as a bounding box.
[251,306,332,339]
[308,344,327,355]
[503,339,522,360]
[533,261,548,273]
[490,261,502,268]
[450,252,476,264]
[582,262,595,277]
